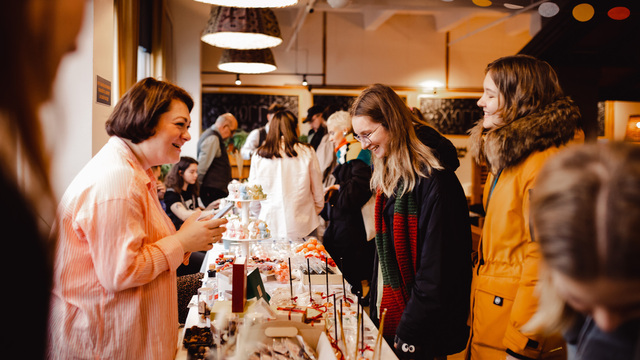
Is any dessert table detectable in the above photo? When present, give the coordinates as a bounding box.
[176,242,397,360]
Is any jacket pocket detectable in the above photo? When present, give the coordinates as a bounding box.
[472,288,514,349]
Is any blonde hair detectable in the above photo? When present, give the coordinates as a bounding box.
[526,142,640,334]
[350,84,441,197]
[326,110,352,133]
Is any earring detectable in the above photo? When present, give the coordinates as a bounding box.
[343,131,348,137]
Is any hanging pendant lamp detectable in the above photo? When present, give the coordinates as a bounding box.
[201,6,282,50]
[218,48,277,74]
[194,0,298,8]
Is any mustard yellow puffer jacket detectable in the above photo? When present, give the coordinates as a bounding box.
[466,97,581,360]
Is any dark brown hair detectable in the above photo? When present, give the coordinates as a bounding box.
[267,103,286,115]
[256,110,306,159]
[164,156,199,196]
[106,77,193,144]
[486,55,564,125]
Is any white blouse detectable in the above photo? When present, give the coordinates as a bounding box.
[248,143,324,240]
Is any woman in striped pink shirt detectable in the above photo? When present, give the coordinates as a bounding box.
[48,78,227,359]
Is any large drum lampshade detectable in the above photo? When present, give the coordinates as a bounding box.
[218,48,277,74]
[201,6,283,49]
[194,0,298,8]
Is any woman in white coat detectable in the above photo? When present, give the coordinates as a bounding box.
[249,110,324,240]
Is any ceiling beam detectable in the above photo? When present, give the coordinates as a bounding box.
[433,9,477,33]
[363,9,396,31]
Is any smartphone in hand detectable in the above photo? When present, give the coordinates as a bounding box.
[213,202,234,219]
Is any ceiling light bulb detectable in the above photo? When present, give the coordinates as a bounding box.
[235,74,242,85]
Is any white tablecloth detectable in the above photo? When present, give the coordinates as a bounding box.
[177,244,397,360]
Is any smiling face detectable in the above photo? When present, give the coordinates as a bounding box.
[477,72,505,130]
[138,99,191,167]
[182,163,198,186]
[351,115,390,158]
[552,271,640,332]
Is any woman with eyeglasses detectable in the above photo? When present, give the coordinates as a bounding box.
[350,84,472,360]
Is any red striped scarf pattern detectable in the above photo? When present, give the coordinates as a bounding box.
[374,183,419,338]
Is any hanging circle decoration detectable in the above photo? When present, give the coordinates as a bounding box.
[472,0,492,7]
[608,6,631,21]
[538,2,560,17]
[572,3,595,22]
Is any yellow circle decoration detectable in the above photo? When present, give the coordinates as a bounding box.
[573,3,595,22]
[473,0,493,7]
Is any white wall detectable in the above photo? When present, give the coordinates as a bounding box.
[167,0,210,159]
[42,0,115,202]
[200,9,532,90]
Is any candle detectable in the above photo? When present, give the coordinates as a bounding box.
[288,257,293,300]
[355,295,361,360]
[307,257,312,303]
[340,257,345,298]
[361,299,364,353]
[325,256,329,299]
[333,294,338,341]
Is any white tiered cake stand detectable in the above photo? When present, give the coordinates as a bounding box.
[222,198,271,257]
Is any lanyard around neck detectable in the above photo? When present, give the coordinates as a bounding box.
[485,169,502,211]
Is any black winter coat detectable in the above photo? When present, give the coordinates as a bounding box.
[370,127,472,358]
[323,156,375,295]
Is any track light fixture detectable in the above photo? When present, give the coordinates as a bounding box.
[301,74,308,86]
[235,74,242,85]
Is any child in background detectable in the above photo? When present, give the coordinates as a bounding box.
[164,157,209,276]
[164,157,205,230]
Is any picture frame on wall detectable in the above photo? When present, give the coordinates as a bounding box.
[418,97,483,135]
[201,91,300,132]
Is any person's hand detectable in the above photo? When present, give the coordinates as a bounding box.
[205,199,221,211]
[175,209,227,253]
[506,355,519,360]
[156,180,166,199]
[323,184,340,194]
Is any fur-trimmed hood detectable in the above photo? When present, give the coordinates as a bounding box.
[469,97,580,174]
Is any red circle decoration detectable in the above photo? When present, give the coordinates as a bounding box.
[608,6,631,20]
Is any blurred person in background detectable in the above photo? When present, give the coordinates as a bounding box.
[0,0,87,357]
[197,113,238,206]
[322,110,375,299]
[241,102,287,160]
[152,165,167,210]
[527,142,640,360]
[164,156,208,276]
[249,110,324,240]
